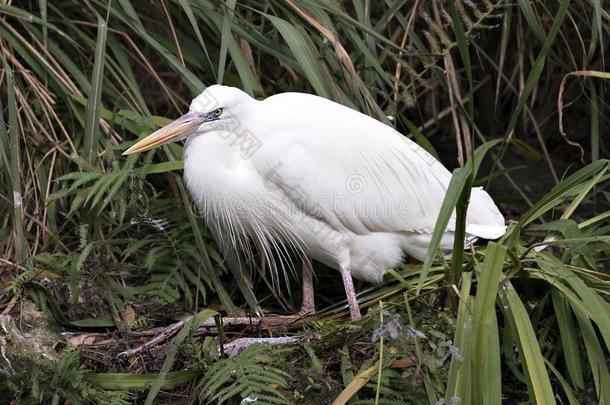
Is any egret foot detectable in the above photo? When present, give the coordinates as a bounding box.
[340,266,362,320]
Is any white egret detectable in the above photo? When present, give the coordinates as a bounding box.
[124,85,506,320]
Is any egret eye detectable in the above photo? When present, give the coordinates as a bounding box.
[212,108,223,117]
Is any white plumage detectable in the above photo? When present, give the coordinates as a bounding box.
[125,85,506,319]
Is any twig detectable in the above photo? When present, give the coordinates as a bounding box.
[222,337,299,357]
[119,314,315,358]
[118,319,187,358]
[1,294,19,315]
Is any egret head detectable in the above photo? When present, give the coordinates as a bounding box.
[123,85,254,155]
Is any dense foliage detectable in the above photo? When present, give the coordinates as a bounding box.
[0,0,608,403]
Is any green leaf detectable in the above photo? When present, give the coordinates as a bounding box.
[505,0,571,138]
[0,55,25,261]
[484,310,502,404]
[417,167,471,294]
[516,0,546,43]
[218,0,236,85]
[82,14,108,165]
[265,14,332,98]
[115,0,204,93]
[544,358,579,405]
[144,309,216,404]
[498,278,556,404]
[176,175,236,314]
[471,242,506,403]
[445,271,472,403]
[551,290,584,389]
[404,118,439,159]
[90,370,198,390]
[177,0,215,79]
[70,313,116,327]
[518,160,608,228]
[572,303,610,402]
[466,139,503,179]
[141,161,184,175]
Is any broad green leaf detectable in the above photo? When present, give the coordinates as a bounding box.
[70,313,115,327]
[498,278,556,404]
[91,370,198,390]
[471,243,506,404]
[417,167,471,294]
[551,290,584,389]
[445,272,472,403]
[544,359,579,405]
[572,304,610,402]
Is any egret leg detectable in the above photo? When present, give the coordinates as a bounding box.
[298,260,315,316]
[340,266,362,320]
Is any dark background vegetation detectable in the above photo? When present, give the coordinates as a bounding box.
[0,0,609,403]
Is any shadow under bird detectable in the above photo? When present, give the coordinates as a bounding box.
[124,85,506,320]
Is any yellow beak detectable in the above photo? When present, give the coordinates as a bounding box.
[123,112,203,155]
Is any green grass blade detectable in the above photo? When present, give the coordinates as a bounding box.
[176,176,236,314]
[535,253,610,351]
[544,359,579,405]
[449,1,473,130]
[591,0,604,64]
[589,83,599,161]
[82,14,108,165]
[561,163,607,219]
[217,0,236,85]
[90,370,198,390]
[70,314,115,327]
[141,161,184,175]
[516,0,546,43]
[445,272,472,403]
[403,118,439,159]
[265,14,332,98]
[505,0,571,138]
[466,139,503,179]
[495,0,512,107]
[518,160,608,228]
[177,0,215,79]
[449,174,472,285]
[572,304,610,402]
[115,0,204,93]
[499,277,556,404]
[471,242,506,404]
[144,309,216,405]
[484,310,501,404]
[551,289,584,389]
[417,167,471,294]
[1,56,25,262]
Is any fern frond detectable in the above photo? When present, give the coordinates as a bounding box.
[197,344,292,405]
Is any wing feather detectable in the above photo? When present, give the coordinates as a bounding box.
[252,92,505,238]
